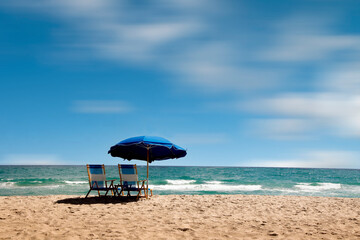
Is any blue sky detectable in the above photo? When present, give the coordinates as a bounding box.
[1,0,360,168]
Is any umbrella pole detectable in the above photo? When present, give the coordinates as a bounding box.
[146,147,149,199]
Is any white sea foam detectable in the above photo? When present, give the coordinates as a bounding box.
[205,181,223,184]
[339,184,360,194]
[0,182,61,189]
[262,184,360,197]
[157,179,261,191]
[0,182,15,188]
[151,183,261,192]
[166,180,196,185]
[295,182,342,192]
[265,188,300,193]
[42,185,62,189]
[64,181,88,185]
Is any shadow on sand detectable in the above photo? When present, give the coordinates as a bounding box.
[55,196,139,205]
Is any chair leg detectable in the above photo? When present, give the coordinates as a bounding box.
[136,191,141,200]
[113,188,119,196]
[85,189,92,198]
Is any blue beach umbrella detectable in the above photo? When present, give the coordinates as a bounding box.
[108,136,187,197]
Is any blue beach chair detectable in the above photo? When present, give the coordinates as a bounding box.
[117,164,152,199]
[85,164,117,198]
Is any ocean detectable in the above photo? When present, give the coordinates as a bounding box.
[0,165,359,198]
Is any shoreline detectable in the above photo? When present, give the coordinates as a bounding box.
[1,195,360,239]
[1,193,360,199]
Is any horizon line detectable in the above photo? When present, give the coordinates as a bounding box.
[0,164,359,170]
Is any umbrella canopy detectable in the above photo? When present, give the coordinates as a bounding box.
[108,136,187,162]
[108,136,187,198]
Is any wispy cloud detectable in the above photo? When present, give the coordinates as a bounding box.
[261,34,360,62]
[0,0,287,93]
[3,1,360,136]
[248,118,314,140]
[245,91,360,138]
[321,63,360,94]
[72,100,133,113]
[249,13,360,140]
[0,0,204,65]
[172,133,229,145]
[258,16,360,62]
[246,150,360,169]
[2,1,360,97]
[243,19,360,139]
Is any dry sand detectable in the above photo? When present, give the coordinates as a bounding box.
[0,195,360,239]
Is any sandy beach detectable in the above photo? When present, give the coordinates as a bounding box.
[0,195,359,239]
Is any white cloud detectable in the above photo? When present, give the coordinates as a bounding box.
[246,14,360,140]
[2,1,360,97]
[1,0,204,63]
[0,0,284,93]
[72,100,132,113]
[241,68,360,140]
[247,92,360,138]
[260,34,360,62]
[172,133,229,145]
[249,118,314,140]
[2,154,63,165]
[169,40,286,92]
[258,14,360,62]
[246,150,360,169]
[124,23,199,44]
[321,63,360,94]
[245,60,360,138]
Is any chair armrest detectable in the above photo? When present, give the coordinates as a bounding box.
[104,179,116,188]
[137,180,147,186]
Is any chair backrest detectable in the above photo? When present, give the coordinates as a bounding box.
[118,164,138,188]
[87,164,106,188]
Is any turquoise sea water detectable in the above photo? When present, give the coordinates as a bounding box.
[0,165,360,198]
